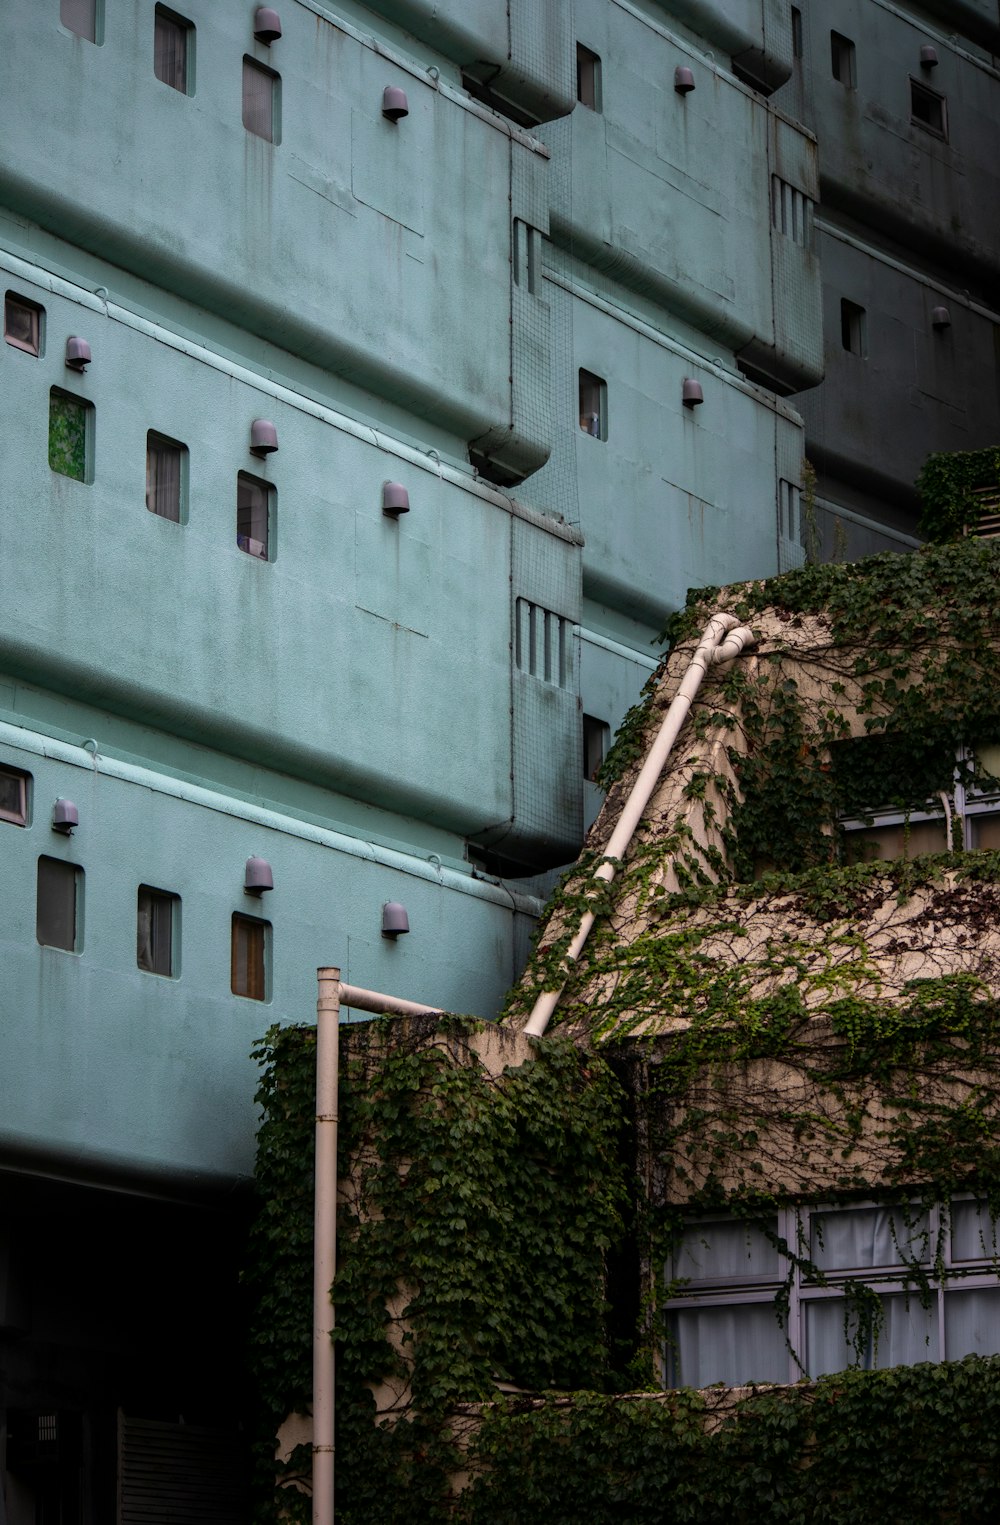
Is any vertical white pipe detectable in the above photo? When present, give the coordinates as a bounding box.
[314,967,340,1525]
[523,614,755,1037]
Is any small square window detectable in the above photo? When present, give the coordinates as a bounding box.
[243,57,279,142]
[583,715,611,782]
[910,79,947,139]
[840,299,867,357]
[137,886,179,976]
[60,0,100,43]
[5,293,43,356]
[0,765,30,826]
[48,389,92,482]
[237,472,273,560]
[576,44,602,112]
[579,369,607,440]
[831,31,856,88]
[232,913,269,1000]
[146,432,186,522]
[37,857,82,952]
[154,7,193,95]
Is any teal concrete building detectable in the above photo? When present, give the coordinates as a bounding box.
[0,1,996,1517]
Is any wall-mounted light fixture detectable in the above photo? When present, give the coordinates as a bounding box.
[382,86,409,121]
[245,856,274,894]
[682,378,704,407]
[254,7,282,44]
[52,799,79,834]
[250,419,279,456]
[931,305,952,329]
[674,66,696,94]
[382,902,410,938]
[382,481,410,516]
[65,337,91,372]
[919,44,939,69]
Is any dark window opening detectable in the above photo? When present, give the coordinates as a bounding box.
[243,57,279,141]
[583,715,611,782]
[579,369,607,440]
[146,432,186,522]
[232,913,268,1000]
[5,292,43,355]
[910,79,947,139]
[48,389,92,482]
[791,8,803,60]
[237,472,272,559]
[154,7,192,94]
[831,31,856,88]
[840,299,867,357]
[37,857,82,952]
[61,0,99,43]
[0,765,30,826]
[576,44,602,111]
[137,886,178,976]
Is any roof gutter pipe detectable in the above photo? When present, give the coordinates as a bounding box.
[313,970,442,1525]
[523,612,756,1039]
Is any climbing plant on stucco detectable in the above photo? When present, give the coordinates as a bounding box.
[245,1016,627,1523]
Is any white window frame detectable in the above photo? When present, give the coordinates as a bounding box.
[664,1197,1000,1388]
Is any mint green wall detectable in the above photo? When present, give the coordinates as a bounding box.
[0,0,826,1187]
[0,0,551,474]
[541,0,822,389]
[0,724,538,1181]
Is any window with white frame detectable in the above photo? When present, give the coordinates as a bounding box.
[665,1199,1000,1388]
[840,741,1000,862]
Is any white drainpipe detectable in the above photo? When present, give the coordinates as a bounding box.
[313,969,443,1525]
[523,612,756,1038]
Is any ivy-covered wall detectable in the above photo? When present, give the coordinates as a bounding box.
[247,536,1000,1522]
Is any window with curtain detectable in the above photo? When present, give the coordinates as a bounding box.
[146,432,185,521]
[154,7,192,94]
[665,1200,1000,1387]
[237,472,272,559]
[232,914,269,1000]
[137,886,178,976]
[36,857,83,952]
[61,0,99,43]
[243,57,279,142]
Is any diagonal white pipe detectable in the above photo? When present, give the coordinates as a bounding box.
[523,613,756,1038]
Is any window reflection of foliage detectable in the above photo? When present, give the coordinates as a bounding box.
[48,392,87,480]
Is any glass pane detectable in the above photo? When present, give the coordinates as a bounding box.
[49,391,88,481]
[61,0,97,42]
[0,767,28,825]
[5,296,40,354]
[810,1206,931,1273]
[154,11,187,93]
[672,1219,780,1285]
[806,1292,938,1376]
[232,915,267,999]
[37,858,78,951]
[146,435,182,521]
[578,370,605,437]
[945,1288,1000,1359]
[137,888,174,975]
[668,1301,789,1387]
[951,1201,1000,1263]
[243,58,274,141]
[237,474,269,558]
